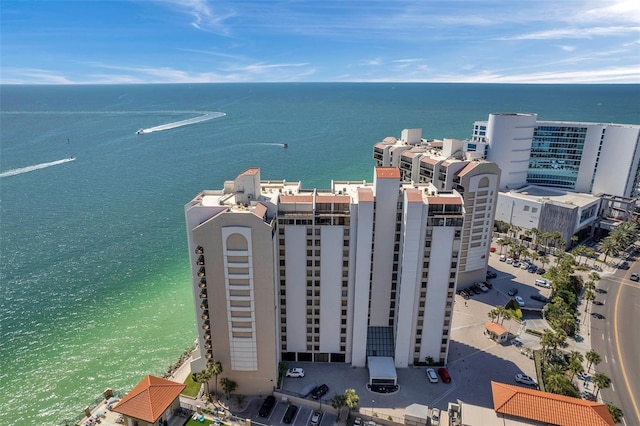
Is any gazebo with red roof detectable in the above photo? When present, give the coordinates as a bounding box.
[113,375,186,425]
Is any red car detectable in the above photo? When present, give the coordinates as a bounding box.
[438,367,452,383]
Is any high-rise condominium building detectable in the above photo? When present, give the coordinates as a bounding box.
[373,129,501,286]
[471,113,640,197]
[185,167,464,394]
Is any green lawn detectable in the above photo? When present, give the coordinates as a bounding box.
[182,374,201,397]
[183,419,228,426]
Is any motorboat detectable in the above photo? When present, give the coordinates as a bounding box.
[136,129,145,135]
[283,143,288,148]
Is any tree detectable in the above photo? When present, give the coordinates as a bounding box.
[220,377,237,399]
[330,394,346,420]
[586,350,602,373]
[568,352,585,381]
[598,237,619,263]
[583,290,595,316]
[487,308,499,323]
[593,372,610,399]
[540,255,550,269]
[607,404,624,423]
[544,371,566,394]
[588,271,601,283]
[343,389,360,419]
[207,360,223,400]
[194,371,211,398]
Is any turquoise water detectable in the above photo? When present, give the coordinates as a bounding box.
[1,83,638,425]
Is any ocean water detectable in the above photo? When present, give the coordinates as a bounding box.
[1,83,638,425]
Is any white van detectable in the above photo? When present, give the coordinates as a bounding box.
[535,278,550,288]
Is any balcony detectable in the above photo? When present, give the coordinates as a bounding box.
[200,303,207,310]
[196,255,205,266]
[198,279,207,288]
[206,351,213,359]
[195,246,204,254]
[202,321,210,330]
[199,290,208,299]
[197,267,206,277]
[204,343,212,349]
[201,311,209,320]
[203,332,211,340]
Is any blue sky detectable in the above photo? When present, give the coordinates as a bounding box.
[1,0,639,84]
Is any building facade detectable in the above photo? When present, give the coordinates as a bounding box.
[373,129,501,286]
[472,113,640,197]
[185,167,464,393]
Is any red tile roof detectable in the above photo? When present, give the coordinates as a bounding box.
[279,195,313,203]
[402,151,419,159]
[113,375,185,423]
[405,188,423,203]
[316,195,351,203]
[239,168,259,176]
[456,162,478,177]
[358,187,374,202]
[491,382,615,426]
[426,196,462,205]
[252,202,267,219]
[420,156,439,165]
[485,321,508,336]
[375,167,400,179]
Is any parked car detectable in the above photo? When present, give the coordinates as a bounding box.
[259,395,276,417]
[489,246,497,252]
[520,262,529,269]
[506,257,514,264]
[527,264,538,273]
[515,296,525,307]
[286,367,305,378]
[431,408,441,426]
[310,410,323,426]
[499,254,507,262]
[437,367,452,383]
[311,384,329,400]
[470,286,482,295]
[353,417,362,426]
[483,281,493,289]
[283,405,298,424]
[535,278,550,288]
[631,272,639,282]
[515,373,537,386]
[531,294,548,303]
[536,268,546,275]
[512,260,521,267]
[475,282,489,293]
[457,289,470,299]
[486,270,497,279]
[426,368,438,383]
[620,261,630,270]
[508,287,518,296]
[537,250,546,255]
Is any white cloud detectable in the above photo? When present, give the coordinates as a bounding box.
[157,0,236,34]
[502,26,640,40]
[558,45,576,52]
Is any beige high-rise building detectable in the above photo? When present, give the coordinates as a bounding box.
[374,129,501,286]
[185,166,465,393]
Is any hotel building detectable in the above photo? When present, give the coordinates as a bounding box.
[185,167,464,394]
[471,113,640,198]
[373,129,501,287]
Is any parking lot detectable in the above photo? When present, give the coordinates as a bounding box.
[229,250,566,425]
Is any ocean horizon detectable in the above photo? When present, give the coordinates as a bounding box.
[1,83,638,425]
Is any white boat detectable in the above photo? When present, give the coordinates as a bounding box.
[136,129,144,135]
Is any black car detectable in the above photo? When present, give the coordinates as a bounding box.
[536,268,546,275]
[471,286,482,295]
[530,294,548,303]
[620,261,630,270]
[283,404,298,424]
[457,289,470,299]
[311,384,329,400]
[258,395,276,417]
[483,281,493,289]
[486,271,497,279]
[592,312,605,319]
[507,287,518,296]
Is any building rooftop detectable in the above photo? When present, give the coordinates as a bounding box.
[505,185,599,208]
[491,381,615,426]
[375,167,401,179]
[113,375,185,424]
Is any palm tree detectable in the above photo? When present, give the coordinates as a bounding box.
[497,239,510,255]
[598,237,619,263]
[568,352,585,381]
[540,255,550,269]
[540,329,556,357]
[487,309,499,323]
[331,394,346,420]
[586,350,602,373]
[588,272,601,282]
[593,372,611,399]
[571,235,579,248]
[544,372,567,394]
[531,228,540,250]
[583,290,595,316]
[207,360,223,400]
[343,389,360,419]
[219,377,237,399]
[194,371,211,398]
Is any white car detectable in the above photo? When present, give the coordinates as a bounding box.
[535,278,550,288]
[310,410,323,426]
[426,368,438,383]
[285,367,305,378]
[499,254,507,262]
[515,296,525,307]
[475,282,489,293]
[431,408,441,426]
[515,373,537,386]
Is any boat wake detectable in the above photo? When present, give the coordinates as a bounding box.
[136,111,225,134]
[0,157,76,178]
